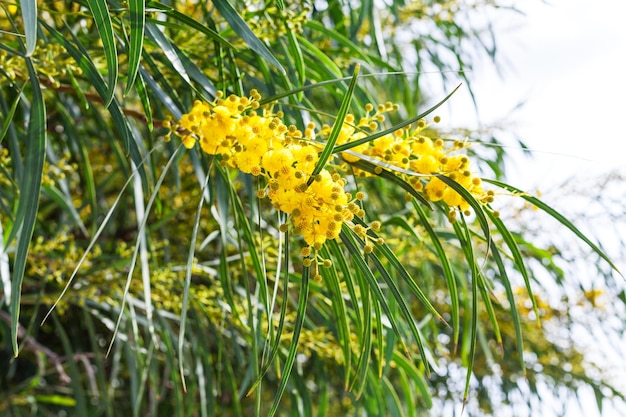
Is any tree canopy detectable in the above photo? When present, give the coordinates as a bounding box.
[1,0,625,416]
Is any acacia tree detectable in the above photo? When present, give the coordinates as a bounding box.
[1,0,624,416]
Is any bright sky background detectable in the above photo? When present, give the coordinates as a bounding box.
[440,2,626,415]
[450,0,626,190]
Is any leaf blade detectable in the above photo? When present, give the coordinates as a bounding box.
[212,0,286,75]
[10,57,46,355]
[125,0,146,94]
[86,0,118,107]
[21,0,37,56]
[483,178,621,275]
[308,64,360,184]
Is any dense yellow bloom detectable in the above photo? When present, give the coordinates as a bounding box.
[175,91,361,247]
[175,93,493,250]
[312,109,493,214]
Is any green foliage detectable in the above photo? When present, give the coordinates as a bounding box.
[1,0,624,416]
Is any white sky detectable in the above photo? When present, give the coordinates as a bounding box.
[448,0,626,190]
[445,2,626,416]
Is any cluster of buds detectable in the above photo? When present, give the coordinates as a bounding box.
[172,91,365,250]
[313,104,493,218]
[173,91,494,258]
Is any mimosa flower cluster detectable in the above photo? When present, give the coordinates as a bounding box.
[172,91,362,248]
[172,91,493,250]
[318,103,494,218]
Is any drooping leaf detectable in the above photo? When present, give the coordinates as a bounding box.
[125,0,146,94]
[266,265,310,417]
[484,178,621,275]
[308,64,360,184]
[86,0,118,107]
[212,0,286,75]
[21,0,37,56]
[9,57,46,355]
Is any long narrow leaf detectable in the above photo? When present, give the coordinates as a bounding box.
[125,0,145,94]
[333,84,461,153]
[246,235,291,395]
[483,178,621,275]
[436,174,491,243]
[308,65,360,185]
[212,0,285,75]
[487,210,541,326]
[266,265,310,417]
[350,281,372,398]
[179,169,211,390]
[9,57,46,355]
[107,146,182,356]
[392,351,432,408]
[41,21,148,185]
[21,0,37,56]
[488,239,526,375]
[453,214,479,410]
[305,20,373,65]
[412,201,460,350]
[353,216,445,324]
[367,250,433,376]
[51,314,87,414]
[145,21,191,83]
[339,227,412,361]
[147,1,236,49]
[318,244,352,389]
[86,0,118,107]
[0,82,24,145]
[348,159,431,208]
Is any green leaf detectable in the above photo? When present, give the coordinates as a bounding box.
[353,216,445,326]
[147,1,236,49]
[284,22,305,96]
[51,313,87,414]
[483,178,621,275]
[367,249,433,376]
[0,82,24,145]
[145,21,191,84]
[212,0,286,75]
[350,279,373,398]
[412,201,460,351]
[34,395,77,407]
[21,0,37,56]
[487,209,541,327]
[86,0,118,107]
[333,84,461,153]
[42,21,148,185]
[318,243,352,388]
[296,35,343,79]
[9,57,46,355]
[392,352,432,408]
[308,64,360,185]
[107,146,182,356]
[245,233,291,396]
[488,239,526,376]
[347,158,431,208]
[266,265,310,417]
[134,70,153,130]
[125,0,146,94]
[305,20,373,65]
[339,227,413,365]
[41,185,88,236]
[454,215,478,410]
[170,42,217,99]
[139,66,183,118]
[435,174,491,242]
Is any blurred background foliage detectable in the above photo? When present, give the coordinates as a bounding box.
[1,0,625,416]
